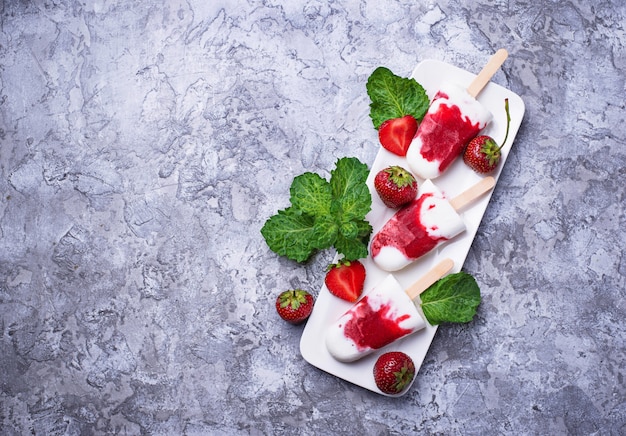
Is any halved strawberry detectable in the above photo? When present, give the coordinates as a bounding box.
[324,259,366,303]
[378,115,418,156]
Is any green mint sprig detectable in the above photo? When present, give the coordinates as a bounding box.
[366,66,430,129]
[420,272,482,325]
[261,157,372,263]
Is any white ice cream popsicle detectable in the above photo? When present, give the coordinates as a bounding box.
[326,259,454,362]
[371,177,495,272]
[406,49,508,179]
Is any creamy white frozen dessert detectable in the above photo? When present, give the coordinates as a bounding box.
[406,82,492,179]
[325,275,426,362]
[370,180,465,271]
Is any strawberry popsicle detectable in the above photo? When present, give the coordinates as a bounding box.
[406,82,492,179]
[371,177,495,272]
[406,49,508,179]
[326,259,453,362]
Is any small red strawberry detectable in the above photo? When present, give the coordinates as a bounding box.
[378,115,418,156]
[463,98,511,174]
[275,289,314,325]
[374,166,418,209]
[373,351,416,395]
[324,259,366,303]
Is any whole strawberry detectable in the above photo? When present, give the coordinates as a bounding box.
[324,259,366,303]
[275,289,314,325]
[374,166,418,208]
[463,98,511,174]
[373,351,416,395]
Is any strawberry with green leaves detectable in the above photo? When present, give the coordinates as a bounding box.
[275,289,314,325]
[463,98,511,174]
[374,165,418,209]
[324,259,366,303]
[373,351,416,395]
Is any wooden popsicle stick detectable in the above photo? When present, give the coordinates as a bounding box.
[405,258,454,300]
[449,176,496,211]
[466,48,508,98]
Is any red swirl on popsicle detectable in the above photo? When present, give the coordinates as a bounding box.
[325,258,454,362]
[406,49,508,179]
[371,176,496,272]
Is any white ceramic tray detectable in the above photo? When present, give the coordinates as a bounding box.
[299,58,525,396]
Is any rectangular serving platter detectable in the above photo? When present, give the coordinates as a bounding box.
[299,58,525,396]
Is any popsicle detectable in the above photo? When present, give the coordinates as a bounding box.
[406,49,508,179]
[325,258,454,362]
[371,176,495,272]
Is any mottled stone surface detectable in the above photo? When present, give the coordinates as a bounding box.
[1,1,624,435]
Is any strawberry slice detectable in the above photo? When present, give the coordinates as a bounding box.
[378,115,418,156]
[324,259,366,303]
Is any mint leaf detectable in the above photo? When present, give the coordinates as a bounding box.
[261,157,373,262]
[334,232,369,261]
[290,172,332,216]
[312,215,339,249]
[334,218,372,260]
[331,157,372,222]
[352,218,373,237]
[260,208,319,263]
[336,185,371,221]
[339,221,359,239]
[366,67,430,129]
[420,272,481,325]
[330,157,369,199]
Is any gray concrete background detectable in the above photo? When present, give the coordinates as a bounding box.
[1,1,624,435]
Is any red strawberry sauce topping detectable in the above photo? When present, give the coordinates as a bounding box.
[340,296,413,350]
[370,193,448,260]
[417,92,483,173]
